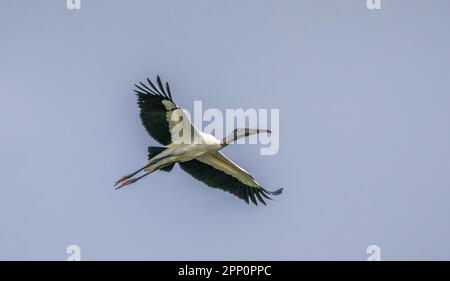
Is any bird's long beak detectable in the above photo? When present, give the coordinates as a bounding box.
[257,129,271,134]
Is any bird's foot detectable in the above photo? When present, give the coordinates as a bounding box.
[114,175,133,187]
[114,178,137,190]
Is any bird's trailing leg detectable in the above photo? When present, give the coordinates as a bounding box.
[115,172,151,190]
[114,163,152,187]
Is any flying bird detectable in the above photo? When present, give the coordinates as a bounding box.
[114,76,282,205]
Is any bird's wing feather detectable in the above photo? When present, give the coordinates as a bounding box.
[134,76,200,145]
[179,152,282,205]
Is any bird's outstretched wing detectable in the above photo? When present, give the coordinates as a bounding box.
[179,152,283,205]
[134,76,200,145]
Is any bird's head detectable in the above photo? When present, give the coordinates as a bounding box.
[221,128,271,146]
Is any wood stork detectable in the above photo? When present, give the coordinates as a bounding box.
[114,76,282,205]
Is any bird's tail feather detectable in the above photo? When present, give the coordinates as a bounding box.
[147,146,166,160]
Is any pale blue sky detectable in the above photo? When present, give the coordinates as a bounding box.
[1,0,449,260]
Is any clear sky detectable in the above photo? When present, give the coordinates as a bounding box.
[1,0,449,260]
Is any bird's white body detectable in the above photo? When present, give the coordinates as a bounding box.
[144,132,222,173]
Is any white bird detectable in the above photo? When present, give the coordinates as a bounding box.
[114,76,282,205]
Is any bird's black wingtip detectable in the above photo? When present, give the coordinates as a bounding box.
[134,75,174,102]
